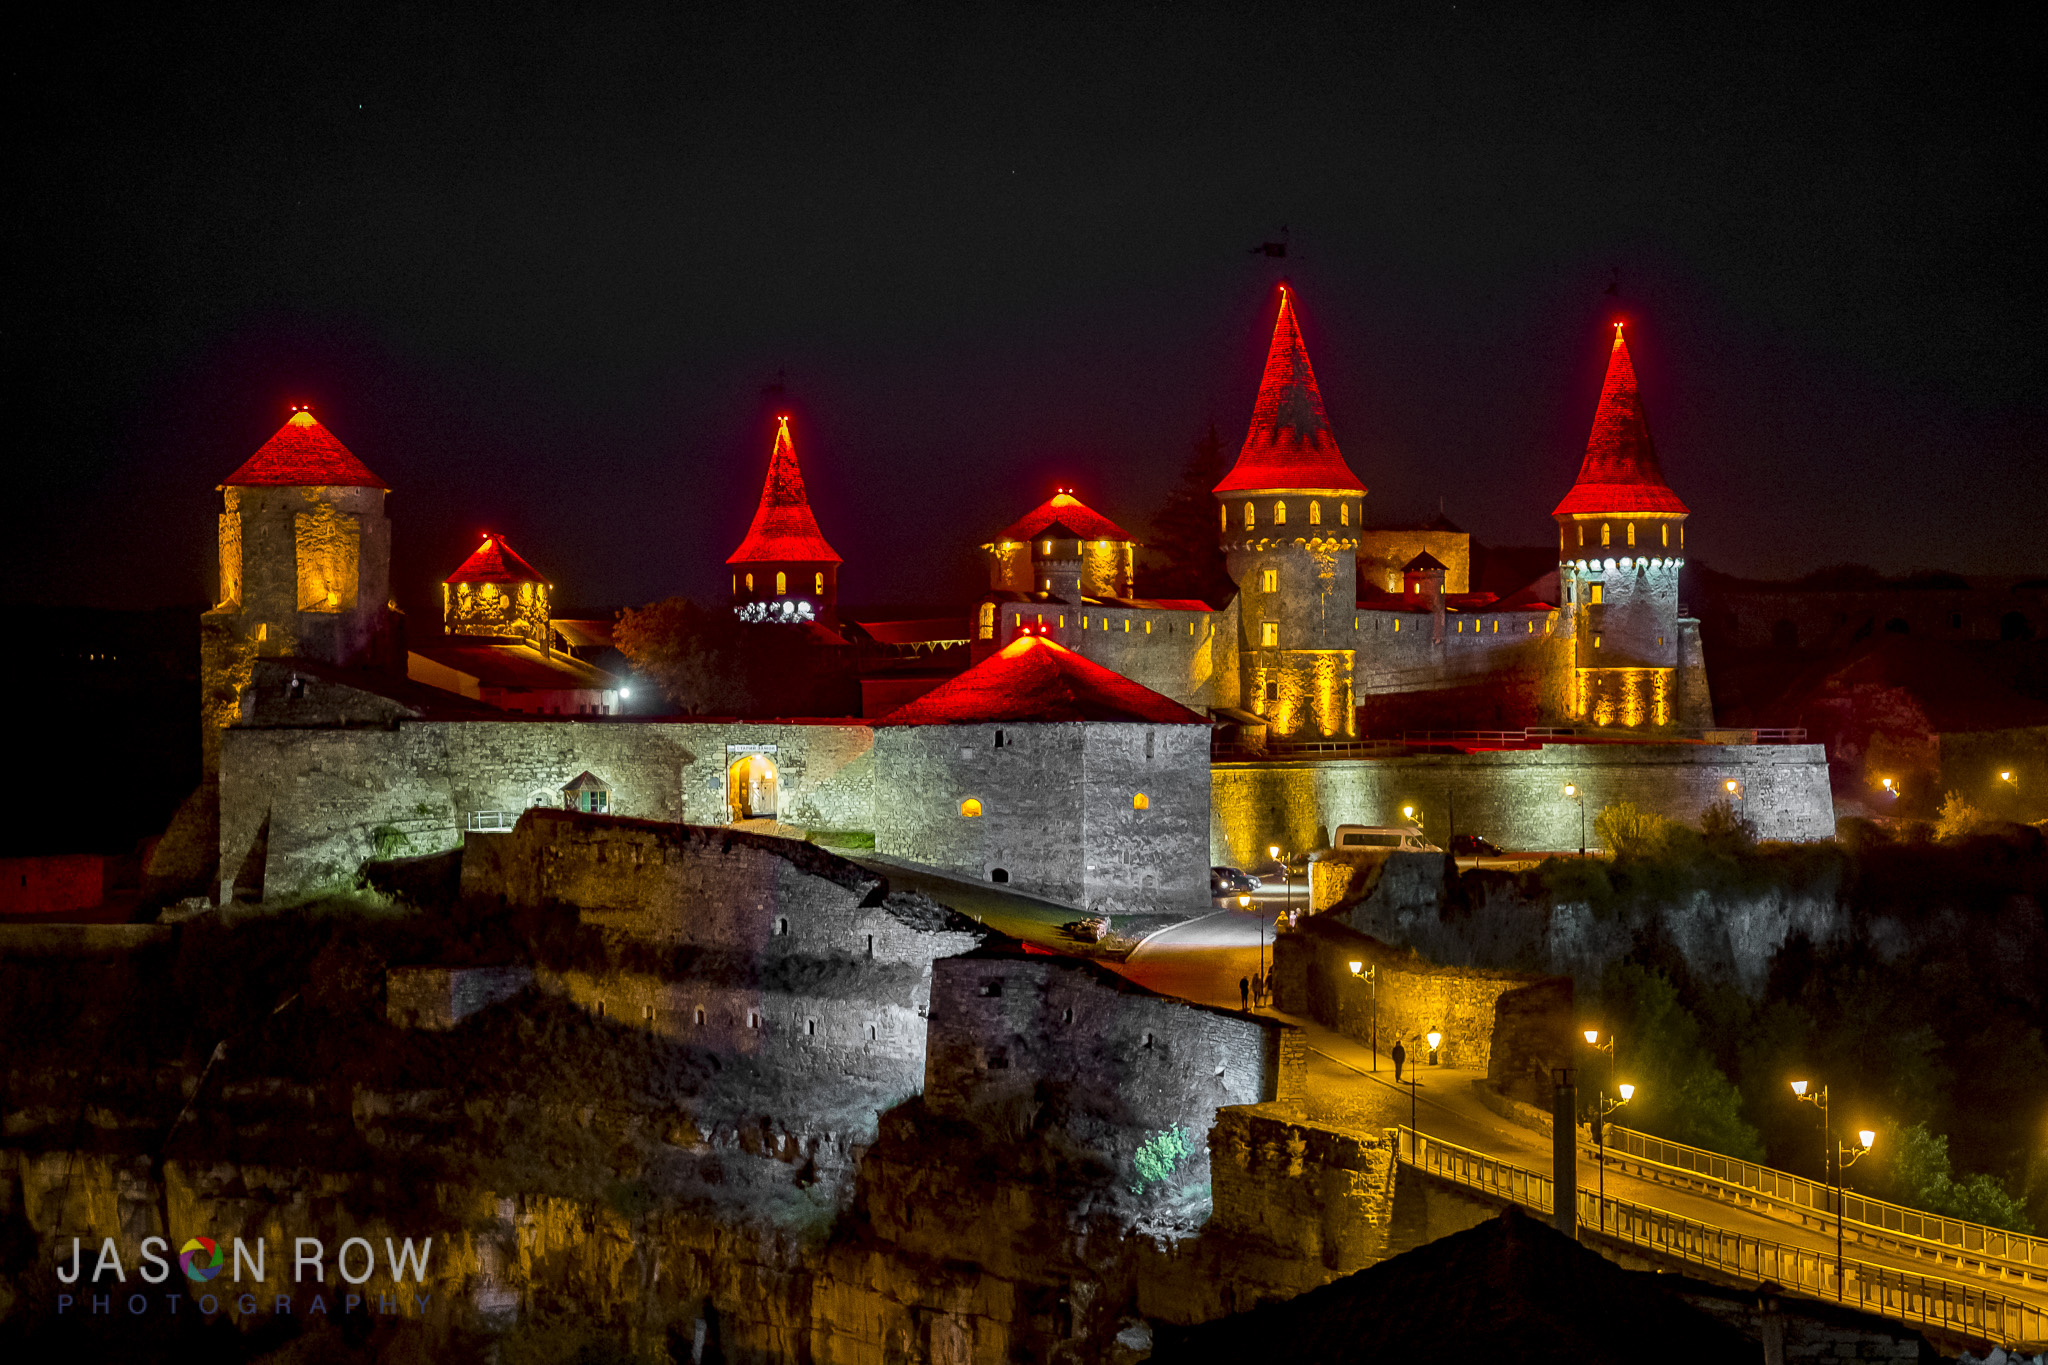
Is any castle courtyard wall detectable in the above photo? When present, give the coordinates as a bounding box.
[1212,741,1835,866]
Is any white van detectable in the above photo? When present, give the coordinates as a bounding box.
[1331,824,1442,853]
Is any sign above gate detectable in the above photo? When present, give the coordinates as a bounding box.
[726,743,778,755]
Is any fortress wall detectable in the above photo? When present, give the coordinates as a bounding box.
[993,599,1242,712]
[1350,609,1564,694]
[1272,917,1568,1080]
[1202,1106,1398,1275]
[1211,742,1835,865]
[1081,723,1215,915]
[924,954,1303,1153]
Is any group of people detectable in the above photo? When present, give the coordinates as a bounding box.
[1237,972,1273,1011]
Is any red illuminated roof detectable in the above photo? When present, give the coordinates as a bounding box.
[444,533,550,586]
[1552,326,1690,517]
[996,491,1134,543]
[222,410,386,488]
[728,417,842,566]
[1214,287,1365,495]
[878,635,1207,725]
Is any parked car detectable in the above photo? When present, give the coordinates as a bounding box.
[1210,866,1260,896]
[1062,915,1111,942]
[1331,824,1441,853]
[1450,834,1504,857]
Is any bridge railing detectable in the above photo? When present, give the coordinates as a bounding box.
[1395,1127,2048,1350]
[1605,1124,2048,1275]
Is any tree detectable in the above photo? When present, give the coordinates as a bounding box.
[1594,802,1671,859]
[1591,962,1763,1160]
[1933,790,1985,841]
[1140,423,1235,605]
[1878,1122,2034,1232]
[615,597,856,718]
[1699,798,1758,852]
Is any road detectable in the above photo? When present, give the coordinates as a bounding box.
[1117,909,2048,1326]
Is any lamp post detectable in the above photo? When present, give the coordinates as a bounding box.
[1563,783,1586,857]
[1589,1082,1635,1232]
[1349,959,1379,1070]
[1725,777,1745,818]
[1269,843,1294,919]
[1791,1080,1877,1301]
[1427,1025,1442,1067]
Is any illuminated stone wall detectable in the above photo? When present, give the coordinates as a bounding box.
[868,720,1212,916]
[991,598,1242,712]
[1211,741,1835,865]
[444,577,551,647]
[923,952,1304,1192]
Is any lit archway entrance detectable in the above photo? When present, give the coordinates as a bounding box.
[727,753,779,821]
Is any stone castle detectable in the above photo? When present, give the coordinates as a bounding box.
[199,286,1833,910]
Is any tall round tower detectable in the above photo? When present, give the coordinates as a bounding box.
[1213,286,1366,739]
[727,415,842,627]
[200,407,397,777]
[1551,323,1697,728]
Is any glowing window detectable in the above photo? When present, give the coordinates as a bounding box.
[776,571,787,594]
[978,602,995,640]
[1082,616,1089,629]
[1144,620,1152,634]
[1044,540,1053,554]
[1393,619,1400,632]
[815,571,824,593]
[1058,615,1065,627]
[1492,619,1499,633]
[1309,501,1321,525]
[731,575,737,593]
[1578,525,1585,546]
[959,798,983,817]
[1601,523,1611,546]
[1261,622,1279,647]
[1457,620,1463,633]
[1273,500,1287,525]
[1220,505,1228,533]
[1261,568,1278,593]
[1661,524,1669,547]
[1341,503,1350,526]
[1680,525,1685,548]
[1591,583,1604,605]
[746,573,755,592]
[1595,635,1602,648]
[1626,523,1636,547]
[1244,502,1255,530]
[1123,619,1131,632]
[1133,793,1149,810]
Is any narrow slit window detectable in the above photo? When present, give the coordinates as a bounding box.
[1133,792,1149,810]
[1273,500,1287,525]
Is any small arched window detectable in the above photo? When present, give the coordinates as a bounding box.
[1340,503,1350,526]
[815,571,824,593]
[776,571,787,594]
[746,573,755,592]
[1680,524,1685,548]
[1626,523,1636,547]
[1577,525,1585,547]
[1309,501,1321,525]
[1273,500,1287,525]
[1261,568,1277,593]
[960,798,983,817]
[1601,523,1611,546]
[1133,793,1149,810]
[1661,523,1669,547]
[1220,504,1228,533]
[1043,539,1053,555]
[1244,502,1255,530]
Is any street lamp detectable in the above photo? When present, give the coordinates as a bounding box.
[1725,778,1745,818]
[1879,776,1898,800]
[1563,783,1586,857]
[1350,960,1379,1071]
[1791,1080,1877,1301]
[1588,1080,1637,1233]
[1583,1027,1616,1097]
[1426,1025,1442,1066]
[1268,843,1295,918]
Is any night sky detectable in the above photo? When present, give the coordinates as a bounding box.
[12,4,2045,623]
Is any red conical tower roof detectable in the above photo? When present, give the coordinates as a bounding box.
[1552,325,1689,517]
[997,490,1135,543]
[1214,287,1365,495]
[727,416,842,565]
[444,533,550,586]
[221,409,386,488]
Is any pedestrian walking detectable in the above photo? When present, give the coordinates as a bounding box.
[1239,976,1251,1012]
[1391,1039,1407,1083]
[1251,971,1265,1007]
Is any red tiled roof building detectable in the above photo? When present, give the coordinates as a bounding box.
[442,533,553,648]
[728,416,843,627]
[880,635,1207,726]
[221,410,387,489]
[1552,324,1690,520]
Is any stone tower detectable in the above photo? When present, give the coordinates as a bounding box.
[1552,324,1709,728]
[200,408,397,778]
[727,416,842,628]
[443,533,552,649]
[1214,286,1366,739]
[983,489,1137,600]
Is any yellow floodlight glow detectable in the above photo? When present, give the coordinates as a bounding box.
[1348,961,1363,975]
[1583,1029,1599,1045]
[1426,1028,1442,1051]
[1617,1084,1635,1102]
[1790,1079,1809,1097]
[1858,1130,1875,1150]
